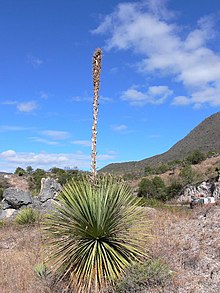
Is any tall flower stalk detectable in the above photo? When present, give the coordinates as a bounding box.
[44,48,149,293]
[91,48,102,184]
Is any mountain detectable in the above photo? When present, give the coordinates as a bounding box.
[100,111,220,174]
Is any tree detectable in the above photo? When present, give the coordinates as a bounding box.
[138,178,156,198]
[14,167,26,176]
[138,176,166,200]
[186,150,206,165]
[26,166,33,174]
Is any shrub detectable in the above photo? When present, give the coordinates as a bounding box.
[166,182,183,200]
[138,177,166,200]
[114,259,173,292]
[179,164,195,184]
[186,150,206,165]
[29,168,46,194]
[44,176,150,292]
[15,208,40,225]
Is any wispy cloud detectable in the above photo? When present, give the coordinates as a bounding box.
[71,140,91,147]
[41,130,70,140]
[17,101,38,113]
[0,125,32,132]
[112,124,128,132]
[39,91,49,99]
[28,55,43,69]
[121,85,172,106]
[29,137,58,145]
[94,1,220,107]
[1,100,18,105]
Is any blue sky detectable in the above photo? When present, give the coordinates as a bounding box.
[0,0,220,172]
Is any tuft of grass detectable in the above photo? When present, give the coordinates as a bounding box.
[0,219,5,227]
[15,207,40,225]
[34,263,48,280]
[114,259,173,292]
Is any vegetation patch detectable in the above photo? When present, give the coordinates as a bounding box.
[113,259,173,292]
[15,207,40,225]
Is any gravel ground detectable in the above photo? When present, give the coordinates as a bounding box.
[150,205,220,293]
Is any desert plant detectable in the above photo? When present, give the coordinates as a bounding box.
[44,176,149,292]
[15,207,40,225]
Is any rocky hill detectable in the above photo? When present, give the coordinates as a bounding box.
[100,111,220,174]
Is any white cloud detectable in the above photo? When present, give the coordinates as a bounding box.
[121,85,172,106]
[94,1,220,108]
[72,140,91,147]
[112,124,128,131]
[1,150,16,158]
[28,55,43,68]
[0,149,116,172]
[172,96,191,106]
[17,101,37,113]
[41,130,70,140]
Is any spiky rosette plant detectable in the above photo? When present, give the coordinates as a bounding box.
[43,48,150,292]
[44,176,148,292]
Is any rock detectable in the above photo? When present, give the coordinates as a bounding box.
[3,188,32,209]
[178,180,220,203]
[40,199,57,212]
[0,208,16,220]
[212,183,220,199]
[38,178,62,203]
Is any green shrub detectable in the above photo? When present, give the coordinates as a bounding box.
[186,150,206,165]
[138,177,166,200]
[15,208,40,225]
[114,259,173,292]
[166,182,183,200]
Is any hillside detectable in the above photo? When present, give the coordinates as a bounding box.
[100,111,220,174]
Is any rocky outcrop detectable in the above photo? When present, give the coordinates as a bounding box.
[0,177,62,219]
[38,178,62,203]
[177,179,220,203]
[2,188,32,209]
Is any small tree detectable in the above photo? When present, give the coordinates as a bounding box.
[186,150,206,165]
[26,165,33,174]
[14,167,26,176]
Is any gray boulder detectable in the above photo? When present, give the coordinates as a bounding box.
[3,188,32,209]
[0,208,16,220]
[38,178,62,203]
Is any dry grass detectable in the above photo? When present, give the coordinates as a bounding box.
[0,205,219,293]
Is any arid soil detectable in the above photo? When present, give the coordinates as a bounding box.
[0,205,219,293]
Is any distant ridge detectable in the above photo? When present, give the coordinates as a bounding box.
[100,111,220,174]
